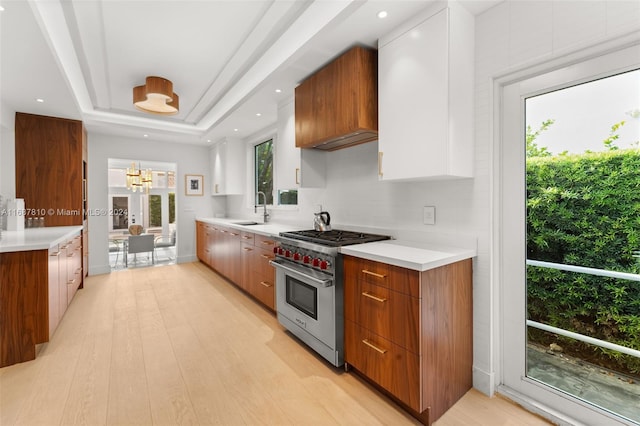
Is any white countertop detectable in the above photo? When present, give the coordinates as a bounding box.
[196,217,476,270]
[339,239,476,271]
[196,217,304,238]
[0,226,83,253]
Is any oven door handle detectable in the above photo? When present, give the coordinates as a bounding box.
[269,259,333,288]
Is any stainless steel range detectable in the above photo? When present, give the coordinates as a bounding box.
[270,229,391,366]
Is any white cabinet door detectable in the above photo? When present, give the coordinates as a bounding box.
[210,138,245,196]
[275,99,325,191]
[276,99,300,190]
[378,3,473,181]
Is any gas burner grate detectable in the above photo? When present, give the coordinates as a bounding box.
[280,229,391,247]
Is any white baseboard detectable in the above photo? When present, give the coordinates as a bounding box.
[89,264,111,276]
[473,366,495,396]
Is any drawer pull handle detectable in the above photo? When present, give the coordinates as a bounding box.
[229,232,239,236]
[362,269,386,279]
[242,235,252,240]
[243,247,253,252]
[260,254,272,260]
[362,339,387,354]
[361,292,387,303]
[261,240,274,245]
[260,281,272,287]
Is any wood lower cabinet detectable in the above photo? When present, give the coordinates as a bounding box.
[196,221,207,262]
[248,234,276,310]
[66,235,83,304]
[1,231,83,367]
[344,255,472,425]
[196,221,276,311]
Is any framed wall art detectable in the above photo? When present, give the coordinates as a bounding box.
[185,174,204,196]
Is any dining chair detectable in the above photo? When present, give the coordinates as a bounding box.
[125,234,155,267]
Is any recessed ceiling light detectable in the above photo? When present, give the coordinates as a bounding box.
[0,6,5,12]
[207,139,211,143]
[256,113,262,117]
[35,98,44,103]
[234,128,239,132]
[275,89,282,93]
[377,10,388,19]
[143,134,148,138]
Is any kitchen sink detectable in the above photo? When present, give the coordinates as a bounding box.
[233,221,260,226]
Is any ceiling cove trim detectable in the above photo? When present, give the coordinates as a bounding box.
[28,0,93,113]
[27,0,362,141]
[198,0,363,133]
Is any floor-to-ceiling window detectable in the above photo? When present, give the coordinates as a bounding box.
[499,45,640,425]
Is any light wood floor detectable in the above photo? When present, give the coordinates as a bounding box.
[0,262,551,425]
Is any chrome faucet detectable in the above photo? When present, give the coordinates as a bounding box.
[255,191,270,223]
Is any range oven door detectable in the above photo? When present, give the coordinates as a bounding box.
[270,259,336,350]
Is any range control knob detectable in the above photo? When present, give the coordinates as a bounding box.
[320,260,329,270]
[293,252,301,261]
[285,250,292,258]
[303,255,311,264]
[278,247,284,255]
[273,246,279,254]
[312,258,321,267]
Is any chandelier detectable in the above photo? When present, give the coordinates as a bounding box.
[126,162,153,193]
[133,76,179,115]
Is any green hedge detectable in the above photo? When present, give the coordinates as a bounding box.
[527,149,640,374]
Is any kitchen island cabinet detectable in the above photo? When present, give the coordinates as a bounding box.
[0,227,83,367]
[343,254,472,425]
[377,1,474,181]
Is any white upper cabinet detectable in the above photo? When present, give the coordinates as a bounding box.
[378,1,474,181]
[275,98,325,191]
[210,137,245,196]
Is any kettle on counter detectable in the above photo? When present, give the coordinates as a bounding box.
[313,211,331,232]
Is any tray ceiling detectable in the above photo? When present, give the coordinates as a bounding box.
[1,0,501,145]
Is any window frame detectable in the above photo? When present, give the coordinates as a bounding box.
[254,138,274,206]
[495,43,640,426]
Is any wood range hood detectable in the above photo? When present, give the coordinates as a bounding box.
[294,45,378,151]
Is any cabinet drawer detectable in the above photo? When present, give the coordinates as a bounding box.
[240,231,255,245]
[254,233,276,249]
[345,255,419,297]
[345,320,421,412]
[249,270,275,311]
[345,280,420,354]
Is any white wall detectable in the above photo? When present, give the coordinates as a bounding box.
[0,102,16,204]
[226,0,640,397]
[88,133,223,275]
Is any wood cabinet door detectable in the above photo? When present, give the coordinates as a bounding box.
[345,320,421,411]
[344,255,420,354]
[196,222,206,262]
[240,242,254,292]
[48,246,61,338]
[295,46,377,148]
[15,113,84,226]
[227,230,243,285]
[58,244,69,318]
[207,226,219,270]
[249,244,275,311]
[348,280,420,354]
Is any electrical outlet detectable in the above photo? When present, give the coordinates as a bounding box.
[423,206,435,225]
